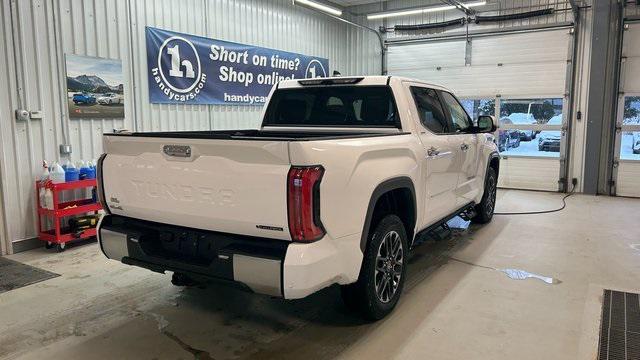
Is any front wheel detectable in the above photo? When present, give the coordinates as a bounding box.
[341,214,408,320]
[472,166,497,224]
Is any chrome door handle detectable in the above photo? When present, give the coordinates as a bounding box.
[427,147,440,157]
[460,143,469,151]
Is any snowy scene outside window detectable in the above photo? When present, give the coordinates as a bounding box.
[498,98,563,158]
[460,98,495,121]
[620,96,640,161]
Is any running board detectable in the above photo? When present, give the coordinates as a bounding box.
[411,202,475,249]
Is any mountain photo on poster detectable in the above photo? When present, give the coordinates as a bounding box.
[65,54,124,119]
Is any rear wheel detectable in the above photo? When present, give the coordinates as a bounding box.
[341,214,408,320]
[472,166,497,224]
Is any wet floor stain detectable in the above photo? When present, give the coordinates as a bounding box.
[448,257,561,285]
[500,268,561,284]
[163,330,216,360]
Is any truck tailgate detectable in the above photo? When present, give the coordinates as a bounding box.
[100,135,292,240]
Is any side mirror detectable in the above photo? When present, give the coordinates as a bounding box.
[477,115,498,133]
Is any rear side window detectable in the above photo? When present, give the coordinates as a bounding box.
[263,86,399,127]
[410,87,449,134]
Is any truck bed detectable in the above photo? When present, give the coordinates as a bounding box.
[105,129,406,141]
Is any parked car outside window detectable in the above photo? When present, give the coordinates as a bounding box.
[538,115,562,152]
[501,113,537,141]
[498,118,521,152]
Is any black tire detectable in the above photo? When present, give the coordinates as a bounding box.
[472,166,497,224]
[56,243,66,252]
[341,214,408,320]
[45,241,54,249]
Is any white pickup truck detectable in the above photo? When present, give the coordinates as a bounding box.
[97,76,500,319]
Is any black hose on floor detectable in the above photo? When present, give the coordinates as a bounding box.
[494,185,576,216]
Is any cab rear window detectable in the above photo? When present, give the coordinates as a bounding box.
[263,86,400,128]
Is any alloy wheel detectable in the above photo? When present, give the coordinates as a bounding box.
[374,230,403,303]
[485,175,497,217]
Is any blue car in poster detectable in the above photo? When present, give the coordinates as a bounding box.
[72,93,96,105]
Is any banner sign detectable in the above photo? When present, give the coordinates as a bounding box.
[145,27,330,105]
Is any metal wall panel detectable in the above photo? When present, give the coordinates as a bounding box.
[0,0,18,254]
[0,0,382,251]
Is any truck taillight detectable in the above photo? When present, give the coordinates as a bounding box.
[96,153,111,214]
[287,166,325,242]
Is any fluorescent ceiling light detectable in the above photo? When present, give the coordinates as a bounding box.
[294,0,342,16]
[367,1,487,20]
[463,1,487,7]
[367,5,455,20]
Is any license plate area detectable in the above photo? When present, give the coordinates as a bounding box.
[138,229,216,266]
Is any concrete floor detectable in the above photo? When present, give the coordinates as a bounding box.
[1,189,639,360]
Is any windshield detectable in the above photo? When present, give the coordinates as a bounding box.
[263,86,399,128]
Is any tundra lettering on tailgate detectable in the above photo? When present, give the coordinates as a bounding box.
[130,179,234,205]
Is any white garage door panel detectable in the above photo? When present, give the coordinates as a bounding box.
[472,31,570,65]
[387,41,467,71]
[388,29,570,97]
[623,24,640,58]
[497,157,561,191]
[390,63,567,97]
[621,59,640,93]
[617,162,640,197]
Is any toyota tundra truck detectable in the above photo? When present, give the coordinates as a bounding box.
[96,76,500,320]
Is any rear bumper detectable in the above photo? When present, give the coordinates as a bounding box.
[98,214,361,299]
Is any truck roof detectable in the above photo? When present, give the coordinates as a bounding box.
[278,75,452,93]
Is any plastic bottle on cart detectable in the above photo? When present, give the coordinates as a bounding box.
[65,161,79,182]
[38,162,48,208]
[87,160,96,179]
[50,162,66,184]
[79,161,92,180]
[39,160,50,181]
[44,187,54,210]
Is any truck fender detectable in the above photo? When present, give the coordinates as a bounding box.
[360,177,416,252]
[485,151,500,180]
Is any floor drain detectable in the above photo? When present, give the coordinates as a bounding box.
[598,289,640,360]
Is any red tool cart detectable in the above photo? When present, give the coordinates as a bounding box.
[36,179,102,252]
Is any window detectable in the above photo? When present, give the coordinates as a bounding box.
[440,92,472,133]
[410,87,448,134]
[460,98,495,121]
[620,96,640,161]
[499,98,564,158]
[263,86,399,127]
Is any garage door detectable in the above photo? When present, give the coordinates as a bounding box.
[614,22,640,197]
[388,29,571,191]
